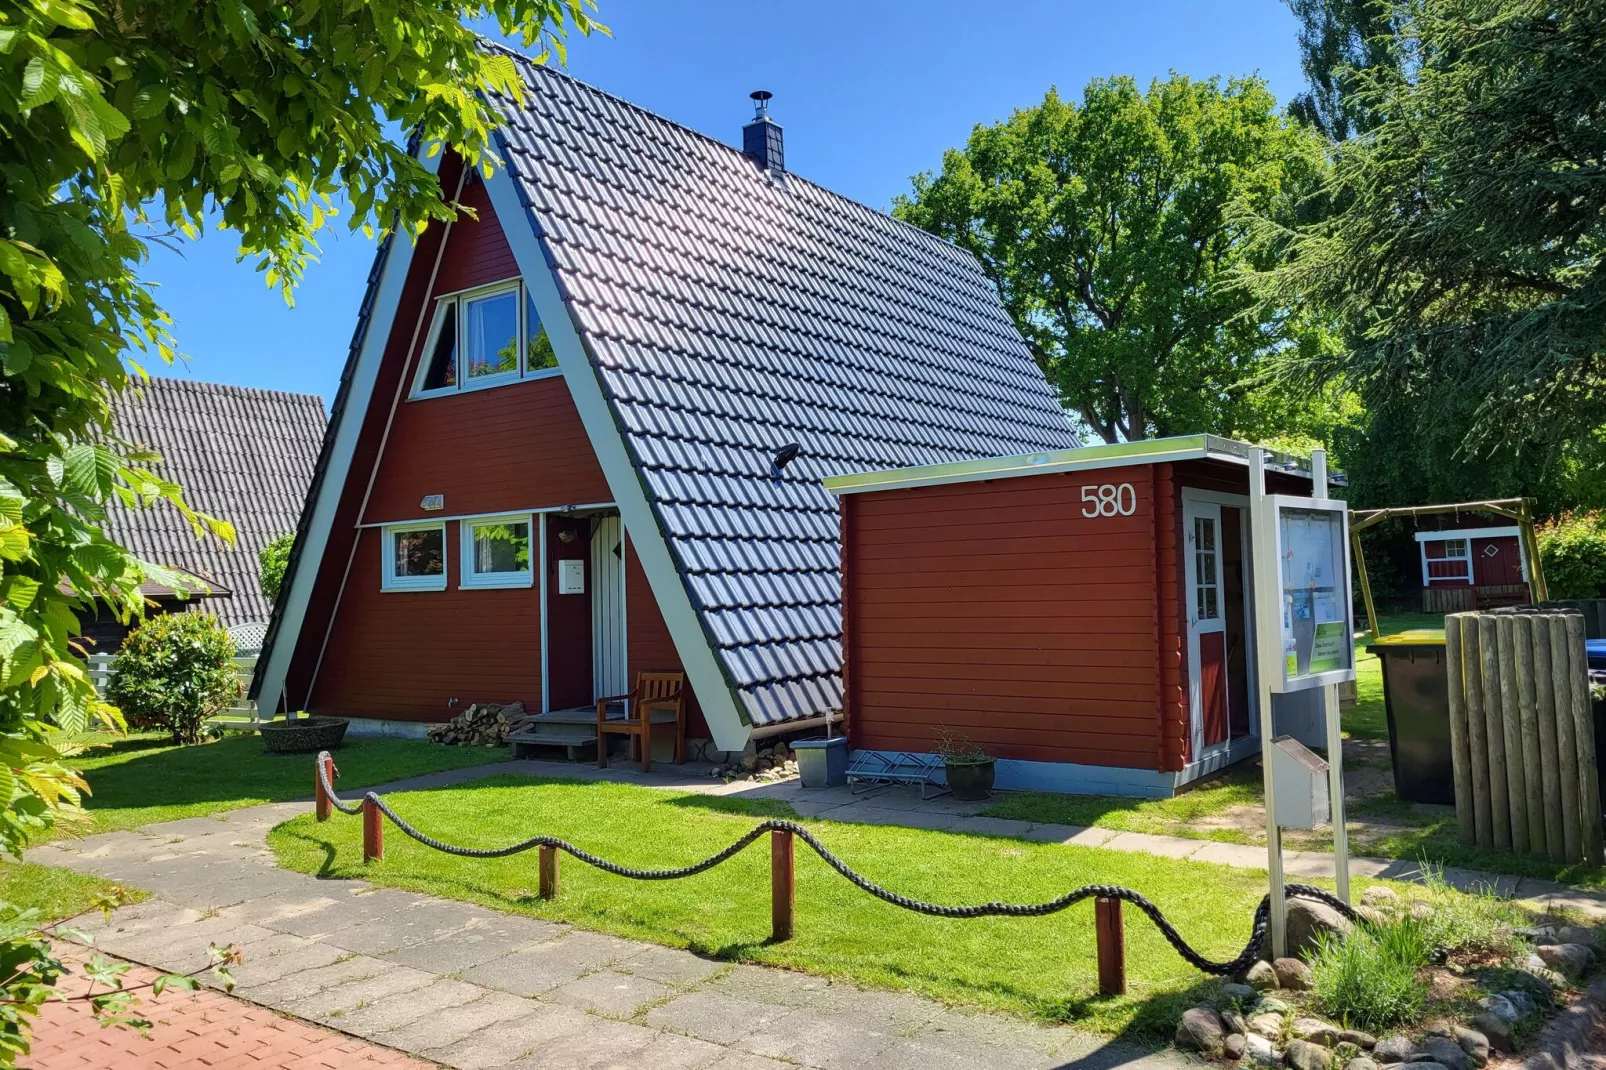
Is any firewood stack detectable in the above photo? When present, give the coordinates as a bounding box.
[427,702,535,746]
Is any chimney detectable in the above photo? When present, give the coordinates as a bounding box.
[742,90,784,174]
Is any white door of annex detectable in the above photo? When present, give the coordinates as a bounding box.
[591,515,628,700]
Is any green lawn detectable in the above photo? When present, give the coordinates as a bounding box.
[0,861,141,920]
[62,731,508,838]
[982,767,1262,846]
[272,774,1378,1043]
[1348,610,1446,740]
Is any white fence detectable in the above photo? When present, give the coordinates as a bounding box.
[88,652,260,717]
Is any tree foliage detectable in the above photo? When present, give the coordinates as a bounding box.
[1256,0,1606,455]
[107,613,238,745]
[1,0,599,1055]
[1285,0,1406,139]
[1537,512,1606,600]
[258,532,294,605]
[894,74,1335,443]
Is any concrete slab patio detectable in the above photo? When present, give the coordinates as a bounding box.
[26,800,1188,1070]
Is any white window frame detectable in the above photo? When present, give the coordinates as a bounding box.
[459,512,536,590]
[409,279,560,399]
[382,522,448,591]
[1420,537,1473,585]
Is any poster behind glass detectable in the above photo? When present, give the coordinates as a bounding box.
[1278,505,1353,688]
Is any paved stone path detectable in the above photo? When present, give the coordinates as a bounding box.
[30,943,434,1069]
[27,801,1186,1070]
[319,756,1606,918]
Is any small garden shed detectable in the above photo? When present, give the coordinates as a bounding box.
[825,435,1327,797]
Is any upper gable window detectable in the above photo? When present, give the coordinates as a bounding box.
[411,280,558,398]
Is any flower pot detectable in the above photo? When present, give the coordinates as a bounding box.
[944,758,995,801]
[260,716,350,754]
[792,736,848,788]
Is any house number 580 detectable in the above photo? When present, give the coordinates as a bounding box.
[1081,483,1136,517]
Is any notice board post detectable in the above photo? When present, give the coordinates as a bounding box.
[1250,447,1358,958]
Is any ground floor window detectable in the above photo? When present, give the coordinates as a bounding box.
[383,523,447,590]
[461,514,534,588]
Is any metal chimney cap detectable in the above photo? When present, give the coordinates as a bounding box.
[750,90,773,117]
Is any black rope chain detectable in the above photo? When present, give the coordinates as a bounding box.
[317,753,1356,977]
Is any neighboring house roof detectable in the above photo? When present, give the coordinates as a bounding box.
[254,53,1078,736]
[106,377,327,628]
[490,56,1079,727]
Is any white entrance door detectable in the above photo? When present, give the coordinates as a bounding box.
[591,515,628,700]
[1184,500,1231,761]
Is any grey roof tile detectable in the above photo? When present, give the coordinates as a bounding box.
[105,377,327,629]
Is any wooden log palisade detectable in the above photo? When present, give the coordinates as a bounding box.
[1445,609,1604,865]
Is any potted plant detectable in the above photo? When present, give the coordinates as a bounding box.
[936,729,995,801]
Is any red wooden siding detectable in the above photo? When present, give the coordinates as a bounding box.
[1199,631,1229,747]
[1155,464,1186,771]
[845,468,1164,769]
[1473,537,1524,587]
[311,526,540,718]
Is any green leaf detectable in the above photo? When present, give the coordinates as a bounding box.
[32,0,96,30]
[132,85,169,119]
[62,443,116,501]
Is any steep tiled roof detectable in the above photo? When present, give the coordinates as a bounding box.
[491,58,1080,726]
[106,378,327,628]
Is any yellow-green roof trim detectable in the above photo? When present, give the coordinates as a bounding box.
[823,433,1320,496]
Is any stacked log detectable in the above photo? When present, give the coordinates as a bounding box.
[1446,609,1604,865]
[427,702,535,746]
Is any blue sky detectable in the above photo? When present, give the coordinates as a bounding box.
[142,0,1307,404]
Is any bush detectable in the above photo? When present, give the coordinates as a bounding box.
[1309,917,1430,1031]
[107,614,238,745]
[1537,511,1606,599]
[258,532,295,605]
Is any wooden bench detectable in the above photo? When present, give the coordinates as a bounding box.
[596,671,686,773]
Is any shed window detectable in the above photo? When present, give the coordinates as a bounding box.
[461,515,533,589]
[1194,516,1220,621]
[1422,537,1473,584]
[383,523,447,591]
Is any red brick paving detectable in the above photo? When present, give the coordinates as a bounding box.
[25,945,437,1070]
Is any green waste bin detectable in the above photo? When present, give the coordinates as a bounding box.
[1368,630,1454,806]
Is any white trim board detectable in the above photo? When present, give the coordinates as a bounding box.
[253,150,440,719]
[481,150,752,751]
[1414,527,1519,542]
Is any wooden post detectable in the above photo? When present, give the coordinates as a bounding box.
[1496,615,1530,855]
[539,845,560,899]
[1352,529,1381,643]
[771,828,794,942]
[1551,615,1583,864]
[1444,614,1476,845]
[362,795,383,863]
[1095,896,1127,996]
[1479,616,1512,850]
[1513,616,1548,856]
[1531,615,1566,862]
[315,753,333,822]
[1564,614,1605,866]
[1461,616,1492,847]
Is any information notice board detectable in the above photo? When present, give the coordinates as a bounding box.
[1268,496,1356,692]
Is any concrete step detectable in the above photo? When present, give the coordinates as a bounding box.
[508,718,598,762]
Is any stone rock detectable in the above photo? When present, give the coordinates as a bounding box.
[1452,1025,1489,1068]
[1517,925,1558,945]
[1476,994,1517,1024]
[1348,1060,1380,1070]
[1535,942,1592,979]
[1255,996,1293,1016]
[1336,1030,1377,1050]
[1361,886,1399,907]
[1518,964,1564,1000]
[1467,1014,1513,1055]
[1223,1010,1249,1036]
[1249,1014,1287,1041]
[1408,900,1435,921]
[1423,1024,1453,1040]
[1357,906,1391,927]
[1246,1033,1281,1068]
[1286,1039,1334,1070]
[1292,1018,1339,1046]
[739,754,759,773]
[1421,1036,1471,1070]
[1500,990,1536,1019]
[1221,982,1259,1003]
[1275,957,1315,991]
[1226,1034,1248,1061]
[1247,959,1281,990]
[1286,898,1355,960]
[1554,925,1598,949]
[1176,1006,1227,1056]
[1373,1036,1418,1063]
